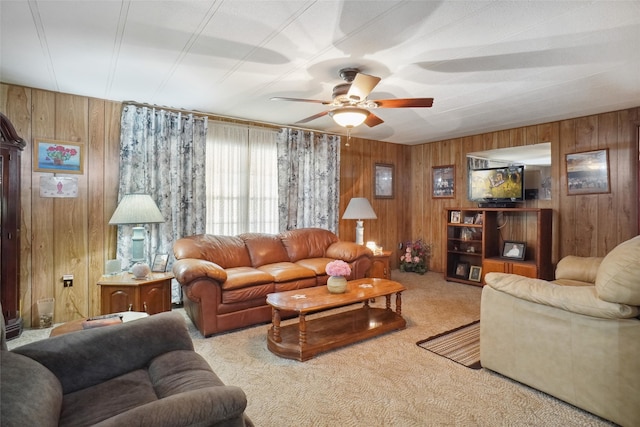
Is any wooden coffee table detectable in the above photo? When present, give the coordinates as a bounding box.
[266,278,406,361]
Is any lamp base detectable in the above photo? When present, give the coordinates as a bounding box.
[355,220,364,245]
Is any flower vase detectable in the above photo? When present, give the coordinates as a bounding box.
[53,158,64,165]
[327,276,348,294]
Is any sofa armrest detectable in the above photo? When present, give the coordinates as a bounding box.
[326,241,372,262]
[13,312,194,394]
[92,386,250,427]
[555,255,603,284]
[173,258,227,285]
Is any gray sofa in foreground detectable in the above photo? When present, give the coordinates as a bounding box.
[1,311,253,427]
[481,235,640,427]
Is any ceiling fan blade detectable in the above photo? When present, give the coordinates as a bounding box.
[375,98,434,108]
[270,96,330,104]
[364,112,384,127]
[295,110,329,124]
[347,73,381,101]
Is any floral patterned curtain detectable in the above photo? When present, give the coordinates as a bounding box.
[117,104,207,302]
[276,128,341,232]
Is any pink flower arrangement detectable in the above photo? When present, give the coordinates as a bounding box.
[46,145,77,162]
[399,239,430,274]
[325,260,351,277]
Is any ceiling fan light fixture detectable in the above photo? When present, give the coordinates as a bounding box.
[329,107,369,128]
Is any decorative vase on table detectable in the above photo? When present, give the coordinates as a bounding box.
[327,276,348,294]
[131,262,151,279]
[325,260,352,294]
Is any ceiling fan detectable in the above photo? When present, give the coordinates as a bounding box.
[271,67,434,128]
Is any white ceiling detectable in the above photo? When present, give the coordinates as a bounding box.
[1,1,639,145]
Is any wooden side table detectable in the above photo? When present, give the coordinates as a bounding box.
[98,272,173,315]
[368,250,392,279]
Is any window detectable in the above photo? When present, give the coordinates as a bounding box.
[205,123,278,235]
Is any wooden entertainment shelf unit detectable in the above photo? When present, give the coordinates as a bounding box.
[445,207,552,286]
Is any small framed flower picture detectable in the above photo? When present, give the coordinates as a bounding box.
[33,139,84,174]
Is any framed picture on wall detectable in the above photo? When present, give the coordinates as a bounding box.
[432,165,454,198]
[374,163,394,199]
[565,149,610,195]
[33,139,84,174]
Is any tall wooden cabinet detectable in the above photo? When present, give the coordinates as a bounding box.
[445,208,552,286]
[1,113,26,339]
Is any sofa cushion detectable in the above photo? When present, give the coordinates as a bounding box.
[148,350,225,397]
[241,233,290,267]
[595,235,640,305]
[222,267,274,291]
[174,234,252,269]
[486,272,639,319]
[295,257,334,275]
[279,228,338,261]
[1,351,62,427]
[258,262,316,282]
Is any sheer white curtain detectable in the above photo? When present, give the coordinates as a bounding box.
[205,122,278,235]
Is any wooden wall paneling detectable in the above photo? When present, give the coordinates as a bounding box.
[87,98,106,317]
[597,112,619,253]
[542,122,561,264]
[575,116,599,256]
[31,90,57,326]
[54,93,89,322]
[615,108,639,240]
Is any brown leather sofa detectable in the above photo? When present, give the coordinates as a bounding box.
[173,228,373,337]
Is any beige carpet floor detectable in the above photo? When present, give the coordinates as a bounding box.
[9,271,614,426]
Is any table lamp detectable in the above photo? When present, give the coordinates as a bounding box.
[342,197,377,245]
[108,194,165,268]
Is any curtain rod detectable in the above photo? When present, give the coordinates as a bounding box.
[122,100,342,137]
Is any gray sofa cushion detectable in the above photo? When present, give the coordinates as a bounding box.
[0,351,62,427]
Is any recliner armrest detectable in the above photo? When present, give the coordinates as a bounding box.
[555,255,603,284]
[13,312,194,394]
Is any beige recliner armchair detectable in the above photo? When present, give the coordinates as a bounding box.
[481,235,640,427]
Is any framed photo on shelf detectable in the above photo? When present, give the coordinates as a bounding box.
[469,265,482,282]
[501,241,526,260]
[33,139,84,174]
[432,165,454,198]
[450,211,461,223]
[474,213,483,225]
[374,163,394,199]
[454,261,470,279]
[565,148,610,195]
[151,254,169,272]
[463,216,474,224]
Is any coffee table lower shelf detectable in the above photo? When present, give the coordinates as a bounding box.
[267,306,406,361]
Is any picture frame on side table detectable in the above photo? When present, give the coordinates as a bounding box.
[374,163,394,199]
[469,265,482,282]
[501,241,526,260]
[151,254,169,272]
[432,165,454,198]
[454,261,470,279]
[566,148,610,195]
[33,139,84,174]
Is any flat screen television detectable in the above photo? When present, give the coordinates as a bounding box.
[468,165,525,205]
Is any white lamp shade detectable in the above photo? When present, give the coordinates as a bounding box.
[342,197,377,220]
[329,107,369,128]
[108,194,165,225]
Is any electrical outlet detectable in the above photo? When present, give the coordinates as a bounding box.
[63,274,74,287]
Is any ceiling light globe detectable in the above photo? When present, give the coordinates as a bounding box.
[330,107,368,128]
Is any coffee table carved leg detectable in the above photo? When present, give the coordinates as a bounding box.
[385,295,392,310]
[299,313,307,345]
[395,291,403,316]
[272,308,281,343]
